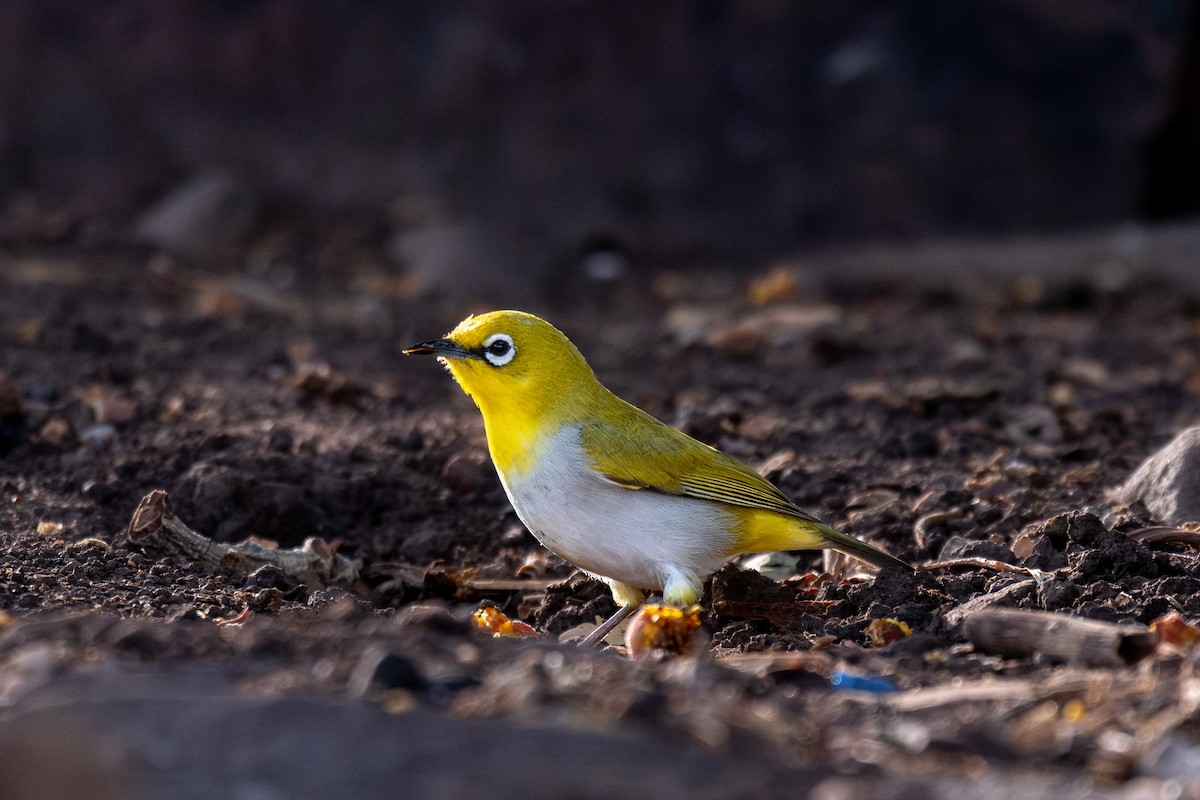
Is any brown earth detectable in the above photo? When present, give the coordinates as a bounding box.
[2,230,1200,798]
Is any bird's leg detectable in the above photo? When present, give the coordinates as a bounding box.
[578,579,644,648]
[579,604,637,648]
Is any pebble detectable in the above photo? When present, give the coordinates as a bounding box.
[78,423,117,445]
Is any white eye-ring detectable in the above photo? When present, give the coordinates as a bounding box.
[482,333,516,366]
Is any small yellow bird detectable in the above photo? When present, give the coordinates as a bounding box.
[406,311,910,631]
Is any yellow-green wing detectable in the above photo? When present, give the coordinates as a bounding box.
[577,402,823,525]
[579,400,914,572]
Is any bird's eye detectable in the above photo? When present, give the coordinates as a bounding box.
[482,333,516,366]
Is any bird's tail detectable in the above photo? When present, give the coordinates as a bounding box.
[817,523,913,572]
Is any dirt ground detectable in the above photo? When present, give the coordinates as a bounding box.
[2,230,1200,799]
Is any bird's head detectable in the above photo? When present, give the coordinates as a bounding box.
[405,310,597,423]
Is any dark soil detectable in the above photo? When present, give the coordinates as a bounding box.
[2,239,1200,798]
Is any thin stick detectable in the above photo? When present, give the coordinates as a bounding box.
[1127,527,1200,548]
[923,557,1031,575]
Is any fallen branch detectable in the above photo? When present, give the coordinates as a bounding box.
[126,490,359,586]
[963,608,1157,668]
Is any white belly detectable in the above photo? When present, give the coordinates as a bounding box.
[497,425,736,593]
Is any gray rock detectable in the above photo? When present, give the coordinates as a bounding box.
[1115,427,1200,525]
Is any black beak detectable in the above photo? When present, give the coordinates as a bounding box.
[403,338,480,360]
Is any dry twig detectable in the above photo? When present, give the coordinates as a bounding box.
[126,490,359,586]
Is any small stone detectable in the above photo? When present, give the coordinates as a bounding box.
[78,423,117,445]
[1116,427,1200,525]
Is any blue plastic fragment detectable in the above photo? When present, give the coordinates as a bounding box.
[829,670,897,693]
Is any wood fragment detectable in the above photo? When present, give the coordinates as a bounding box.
[1127,526,1200,549]
[716,650,834,678]
[963,608,1157,667]
[873,672,1103,712]
[126,490,359,586]
[913,507,965,548]
[461,577,561,592]
[923,557,1030,575]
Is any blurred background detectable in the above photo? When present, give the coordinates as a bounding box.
[0,0,1197,301]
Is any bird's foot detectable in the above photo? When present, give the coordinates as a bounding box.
[578,604,637,648]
